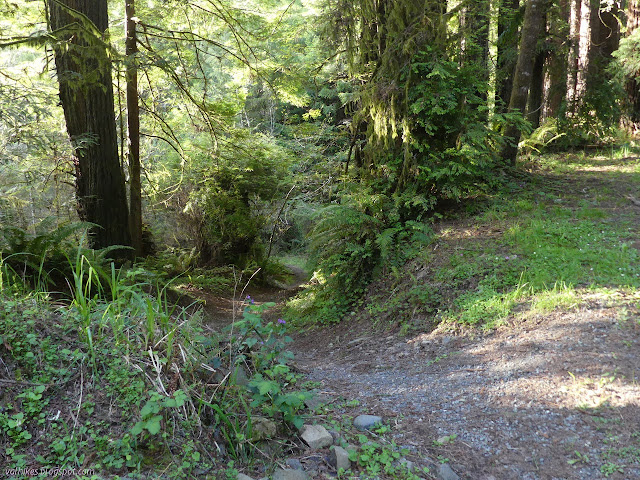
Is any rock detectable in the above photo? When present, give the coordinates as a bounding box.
[329,446,351,471]
[353,414,383,430]
[304,392,331,411]
[272,468,311,480]
[399,458,414,472]
[436,463,460,480]
[252,417,277,440]
[285,459,304,470]
[237,474,255,480]
[300,424,333,449]
[231,365,250,386]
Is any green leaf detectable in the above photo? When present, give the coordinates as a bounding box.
[130,422,144,436]
[144,415,163,435]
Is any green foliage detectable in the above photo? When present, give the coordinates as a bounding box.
[345,432,427,479]
[0,254,309,477]
[404,49,511,200]
[0,218,93,287]
[557,75,625,147]
[612,28,640,85]
[289,190,432,324]
[177,132,292,267]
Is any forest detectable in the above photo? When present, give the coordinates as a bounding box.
[1,0,640,479]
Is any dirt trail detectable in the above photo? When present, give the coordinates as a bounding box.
[195,156,640,480]
[196,265,308,331]
[287,156,640,480]
[196,265,640,479]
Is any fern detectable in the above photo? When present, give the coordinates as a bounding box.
[303,192,433,323]
[0,218,95,288]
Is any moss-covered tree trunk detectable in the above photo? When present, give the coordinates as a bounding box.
[46,0,131,251]
[501,0,548,165]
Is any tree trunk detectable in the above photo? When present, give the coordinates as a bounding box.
[126,0,143,257]
[46,0,131,252]
[542,0,568,119]
[627,0,640,125]
[565,0,581,113]
[501,0,548,165]
[496,0,522,113]
[527,47,546,129]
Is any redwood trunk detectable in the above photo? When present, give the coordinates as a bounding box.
[47,0,131,251]
[625,0,640,125]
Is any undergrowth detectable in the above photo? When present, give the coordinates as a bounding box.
[0,251,308,479]
[286,148,640,330]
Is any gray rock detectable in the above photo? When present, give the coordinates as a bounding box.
[300,424,333,449]
[353,414,383,430]
[232,365,250,386]
[272,468,311,480]
[304,392,331,410]
[285,458,304,470]
[237,474,255,480]
[252,417,277,440]
[400,458,414,472]
[329,446,351,471]
[436,463,460,480]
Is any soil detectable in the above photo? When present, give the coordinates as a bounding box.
[198,154,640,480]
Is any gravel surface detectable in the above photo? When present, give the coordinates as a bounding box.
[292,300,640,480]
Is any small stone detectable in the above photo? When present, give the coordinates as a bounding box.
[400,459,414,471]
[285,459,304,471]
[329,446,351,471]
[272,468,311,480]
[231,365,250,386]
[436,463,460,480]
[300,424,333,449]
[237,474,255,480]
[329,429,342,445]
[252,417,277,440]
[304,392,331,411]
[353,415,383,430]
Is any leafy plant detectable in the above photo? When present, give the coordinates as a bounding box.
[347,433,427,479]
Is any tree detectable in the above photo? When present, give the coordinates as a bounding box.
[45,0,131,251]
[496,0,522,113]
[126,0,143,256]
[622,0,640,126]
[501,0,548,165]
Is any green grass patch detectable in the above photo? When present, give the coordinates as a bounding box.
[439,182,639,327]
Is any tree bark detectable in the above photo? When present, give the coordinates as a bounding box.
[527,47,546,129]
[542,0,568,119]
[565,0,581,112]
[46,0,131,252]
[501,0,548,165]
[126,0,143,257]
[626,0,640,125]
[496,0,521,113]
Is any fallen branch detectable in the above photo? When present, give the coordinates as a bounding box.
[625,195,640,207]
